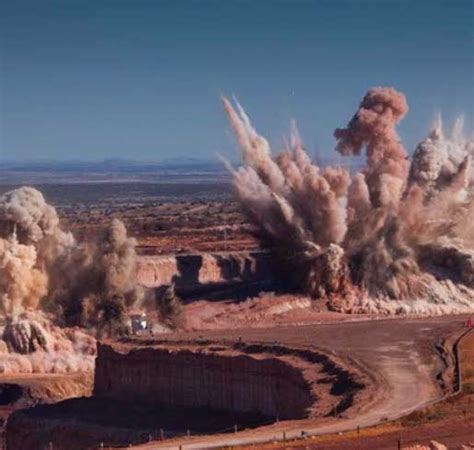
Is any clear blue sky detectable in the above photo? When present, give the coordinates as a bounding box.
[1,0,473,163]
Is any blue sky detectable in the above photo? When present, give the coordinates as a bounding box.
[1,0,473,163]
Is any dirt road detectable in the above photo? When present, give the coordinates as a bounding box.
[130,315,469,449]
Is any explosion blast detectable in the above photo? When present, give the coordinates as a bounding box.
[223,87,474,314]
[0,187,144,373]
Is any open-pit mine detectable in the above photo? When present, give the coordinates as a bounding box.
[0,87,473,449]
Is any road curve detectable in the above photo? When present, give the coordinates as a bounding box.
[131,314,470,450]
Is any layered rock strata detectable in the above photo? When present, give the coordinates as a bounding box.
[136,251,272,289]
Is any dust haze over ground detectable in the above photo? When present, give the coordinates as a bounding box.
[223,87,474,315]
[0,187,146,373]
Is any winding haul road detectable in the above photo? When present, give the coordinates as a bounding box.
[132,314,470,450]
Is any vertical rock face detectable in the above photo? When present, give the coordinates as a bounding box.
[136,251,271,288]
[94,342,313,420]
[136,255,179,287]
[5,339,365,449]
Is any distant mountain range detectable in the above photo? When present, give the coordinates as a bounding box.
[0,156,365,185]
[0,158,233,184]
[1,157,228,172]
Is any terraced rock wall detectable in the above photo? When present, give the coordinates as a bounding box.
[136,251,271,289]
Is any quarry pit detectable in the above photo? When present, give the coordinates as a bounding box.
[5,314,469,450]
[1,84,473,449]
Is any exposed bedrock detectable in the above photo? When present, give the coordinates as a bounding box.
[6,340,366,449]
[136,251,272,289]
[94,342,312,420]
[92,340,366,420]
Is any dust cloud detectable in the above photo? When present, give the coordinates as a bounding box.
[0,187,144,373]
[223,87,474,314]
